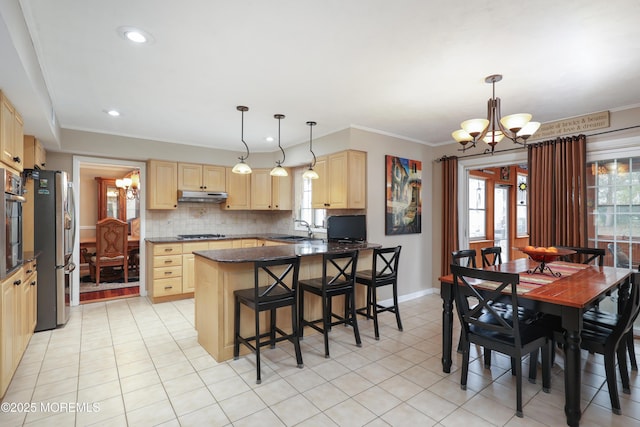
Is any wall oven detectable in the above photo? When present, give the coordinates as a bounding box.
[1,168,25,279]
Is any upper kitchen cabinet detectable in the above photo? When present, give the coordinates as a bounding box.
[177,163,225,191]
[23,135,46,169]
[223,168,251,210]
[0,91,24,172]
[312,150,366,209]
[147,160,178,209]
[250,168,292,210]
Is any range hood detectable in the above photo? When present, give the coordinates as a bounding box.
[177,190,228,203]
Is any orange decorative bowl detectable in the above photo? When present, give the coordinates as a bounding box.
[516,247,576,263]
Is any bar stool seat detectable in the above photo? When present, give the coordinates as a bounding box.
[354,246,402,340]
[299,250,361,358]
[233,256,303,384]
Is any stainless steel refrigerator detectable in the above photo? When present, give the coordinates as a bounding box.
[33,170,76,331]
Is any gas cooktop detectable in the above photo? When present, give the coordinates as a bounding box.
[177,233,226,240]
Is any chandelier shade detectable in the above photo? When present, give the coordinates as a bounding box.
[452,74,540,153]
[232,105,252,174]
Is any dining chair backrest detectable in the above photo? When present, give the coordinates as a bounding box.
[96,218,128,258]
[481,246,502,267]
[557,246,605,266]
[253,256,301,305]
[451,264,522,346]
[322,250,359,291]
[607,243,632,269]
[452,249,477,268]
[371,246,401,283]
[613,273,640,341]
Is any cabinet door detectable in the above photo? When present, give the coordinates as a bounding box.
[202,166,226,191]
[1,278,16,394]
[250,169,272,210]
[178,163,203,191]
[328,152,348,209]
[0,95,14,169]
[147,160,178,209]
[12,113,24,172]
[271,170,292,210]
[223,168,251,210]
[347,150,367,209]
[311,157,328,208]
[28,274,37,333]
[182,254,195,293]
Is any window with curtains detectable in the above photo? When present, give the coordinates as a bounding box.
[468,177,486,240]
[587,157,640,268]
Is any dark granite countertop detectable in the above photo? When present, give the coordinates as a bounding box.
[23,251,42,263]
[194,241,380,263]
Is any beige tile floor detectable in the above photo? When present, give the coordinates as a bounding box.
[1,293,639,426]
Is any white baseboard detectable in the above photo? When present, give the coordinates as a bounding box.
[378,288,436,306]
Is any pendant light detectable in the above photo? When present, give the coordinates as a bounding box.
[302,121,319,180]
[232,105,252,174]
[270,114,288,177]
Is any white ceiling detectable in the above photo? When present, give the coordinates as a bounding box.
[4,0,640,154]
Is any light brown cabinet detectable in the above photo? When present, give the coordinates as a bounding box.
[178,163,226,191]
[312,150,366,209]
[0,91,24,172]
[250,169,292,210]
[147,160,178,210]
[1,264,35,398]
[223,168,251,210]
[23,135,47,169]
[147,240,235,302]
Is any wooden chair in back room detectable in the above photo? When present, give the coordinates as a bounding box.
[89,218,129,286]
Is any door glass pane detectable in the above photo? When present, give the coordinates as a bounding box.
[494,186,509,261]
[106,186,119,218]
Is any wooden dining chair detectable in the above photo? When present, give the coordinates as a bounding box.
[89,218,129,286]
[452,249,477,268]
[451,264,552,418]
[556,246,605,266]
[481,246,502,267]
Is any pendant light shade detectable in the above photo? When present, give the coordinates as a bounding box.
[302,121,319,180]
[270,114,288,177]
[232,105,252,174]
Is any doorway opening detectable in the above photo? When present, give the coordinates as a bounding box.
[71,156,146,305]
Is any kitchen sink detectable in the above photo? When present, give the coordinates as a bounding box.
[276,235,308,241]
[273,235,325,244]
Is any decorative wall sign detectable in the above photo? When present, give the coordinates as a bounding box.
[530,111,610,141]
[385,155,422,235]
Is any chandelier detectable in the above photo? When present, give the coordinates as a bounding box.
[452,74,540,154]
[116,170,140,199]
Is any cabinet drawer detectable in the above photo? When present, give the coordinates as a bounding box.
[153,265,182,279]
[153,254,182,268]
[182,242,209,253]
[153,277,182,296]
[153,243,182,256]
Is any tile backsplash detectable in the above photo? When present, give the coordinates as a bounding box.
[145,203,302,238]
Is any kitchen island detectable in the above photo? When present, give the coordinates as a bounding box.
[194,241,380,362]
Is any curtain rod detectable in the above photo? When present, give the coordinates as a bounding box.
[435,124,640,163]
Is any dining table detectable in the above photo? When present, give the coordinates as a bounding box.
[439,257,631,427]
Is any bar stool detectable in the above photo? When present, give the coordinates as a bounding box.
[233,256,303,384]
[354,246,402,340]
[299,250,360,358]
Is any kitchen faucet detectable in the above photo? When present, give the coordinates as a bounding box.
[294,219,313,238]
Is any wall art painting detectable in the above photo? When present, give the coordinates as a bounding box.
[385,155,422,235]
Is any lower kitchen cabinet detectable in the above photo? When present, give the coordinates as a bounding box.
[147,240,235,302]
[1,262,36,399]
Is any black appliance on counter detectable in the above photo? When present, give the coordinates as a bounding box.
[30,170,76,331]
[327,215,367,243]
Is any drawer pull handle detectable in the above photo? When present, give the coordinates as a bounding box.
[13,279,22,286]
[164,271,172,275]
[26,269,33,274]
[164,260,173,264]
[164,286,173,290]
[164,248,173,252]
[31,281,36,286]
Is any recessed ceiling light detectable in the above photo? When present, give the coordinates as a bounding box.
[106,109,120,117]
[265,136,275,142]
[117,26,154,44]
